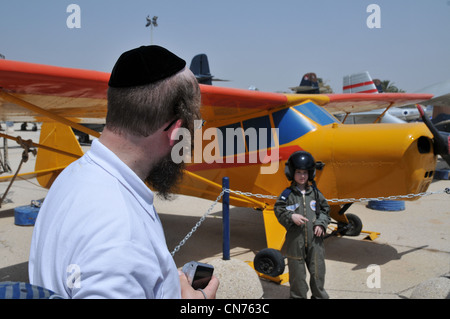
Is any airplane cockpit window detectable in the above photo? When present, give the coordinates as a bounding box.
[217,102,335,157]
[217,115,275,158]
[293,101,339,126]
[217,122,244,157]
[272,107,316,145]
[243,115,275,152]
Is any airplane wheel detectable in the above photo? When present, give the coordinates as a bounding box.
[253,248,285,277]
[337,213,362,236]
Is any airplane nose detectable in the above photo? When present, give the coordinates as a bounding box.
[318,121,437,199]
[416,104,450,166]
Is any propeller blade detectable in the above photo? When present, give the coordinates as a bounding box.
[416,104,450,166]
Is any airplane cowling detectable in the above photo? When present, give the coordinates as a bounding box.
[307,122,437,201]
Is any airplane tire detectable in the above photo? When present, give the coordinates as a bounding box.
[337,213,362,236]
[253,248,285,277]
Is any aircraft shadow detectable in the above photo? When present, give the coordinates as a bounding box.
[0,261,28,283]
[323,236,428,271]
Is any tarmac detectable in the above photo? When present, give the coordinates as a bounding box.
[0,125,448,299]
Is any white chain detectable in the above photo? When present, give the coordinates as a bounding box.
[227,188,450,203]
[225,189,278,199]
[170,187,449,256]
[326,188,450,203]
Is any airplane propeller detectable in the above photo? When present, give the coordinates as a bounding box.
[416,104,450,166]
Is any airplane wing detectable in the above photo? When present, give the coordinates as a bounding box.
[200,85,327,125]
[323,93,433,114]
[0,59,433,127]
[200,86,433,125]
[0,59,109,124]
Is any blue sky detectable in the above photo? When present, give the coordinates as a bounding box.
[1,0,449,93]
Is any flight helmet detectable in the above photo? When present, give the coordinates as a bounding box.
[285,151,316,182]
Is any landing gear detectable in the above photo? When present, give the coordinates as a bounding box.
[337,213,363,236]
[327,204,364,238]
[253,248,285,277]
[327,211,379,240]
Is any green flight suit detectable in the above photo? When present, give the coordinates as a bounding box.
[274,184,330,299]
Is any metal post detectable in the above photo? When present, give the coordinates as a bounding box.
[222,177,230,260]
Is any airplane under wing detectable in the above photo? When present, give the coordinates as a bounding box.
[0,60,108,124]
[323,93,433,114]
[0,59,433,127]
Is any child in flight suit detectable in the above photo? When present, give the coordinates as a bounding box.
[275,151,330,299]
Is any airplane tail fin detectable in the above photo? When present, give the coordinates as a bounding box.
[299,73,320,93]
[35,122,84,188]
[343,71,379,93]
[290,73,321,94]
[190,54,212,85]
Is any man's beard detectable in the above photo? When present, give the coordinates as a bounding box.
[145,153,185,200]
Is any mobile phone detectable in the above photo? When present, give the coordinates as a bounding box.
[182,261,214,290]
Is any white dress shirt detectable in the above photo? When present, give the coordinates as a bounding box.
[29,139,181,299]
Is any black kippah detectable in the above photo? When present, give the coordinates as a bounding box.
[108,45,186,88]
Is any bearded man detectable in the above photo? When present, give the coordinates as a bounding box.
[28,46,219,299]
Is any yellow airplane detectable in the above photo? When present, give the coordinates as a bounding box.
[0,59,446,278]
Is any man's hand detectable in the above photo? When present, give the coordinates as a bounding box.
[179,270,220,299]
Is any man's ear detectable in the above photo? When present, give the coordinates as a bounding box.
[166,119,183,146]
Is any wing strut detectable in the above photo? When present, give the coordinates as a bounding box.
[373,102,394,123]
[0,90,101,138]
[0,137,36,207]
[0,132,81,159]
[183,170,266,208]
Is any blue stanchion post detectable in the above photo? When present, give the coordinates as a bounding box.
[222,177,230,260]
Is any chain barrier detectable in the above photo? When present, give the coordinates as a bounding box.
[170,190,225,256]
[227,188,450,202]
[170,187,450,256]
[327,188,450,203]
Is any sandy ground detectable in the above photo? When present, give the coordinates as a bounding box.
[0,125,448,299]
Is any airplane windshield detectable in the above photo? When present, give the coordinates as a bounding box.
[272,102,338,145]
[272,107,315,145]
[293,102,339,126]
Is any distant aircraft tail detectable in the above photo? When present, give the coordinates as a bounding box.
[299,73,320,93]
[343,72,379,93]
[190,54,229,85]
[190,54,213,85]
[290,73,322,94]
